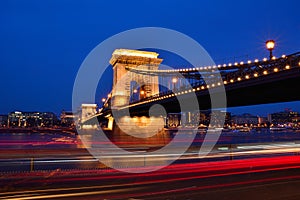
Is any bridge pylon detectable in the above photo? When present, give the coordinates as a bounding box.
[109,49,163,108]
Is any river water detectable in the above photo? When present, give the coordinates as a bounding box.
[0,132,80,149]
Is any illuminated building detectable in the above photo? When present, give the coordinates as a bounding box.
[258,116,268,125]
[8,111,23,127]
[166,113,181,127]
[166,110,231,128]
[7,111,58,127]
[60,111,75,127]
[268,110,299,125]
[232,113,258,126]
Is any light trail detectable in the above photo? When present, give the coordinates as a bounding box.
[1,155,300,199]
[0,187,146,200]
[1,141,300,172]
[33,158,98,163]
[27,156,300,184]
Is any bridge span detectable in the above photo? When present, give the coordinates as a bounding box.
[82,50,300,126]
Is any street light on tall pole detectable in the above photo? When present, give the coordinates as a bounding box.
[266,40,275,60]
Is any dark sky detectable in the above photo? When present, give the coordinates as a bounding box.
[1,0,299,116]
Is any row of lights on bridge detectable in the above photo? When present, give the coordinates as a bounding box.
[165,56,286,74]
[223,64,293,85]
[137,56,279,73]
[102,40,300,105]
[126,61,300,107]
[103,60,300,106]
[132,40,278,74]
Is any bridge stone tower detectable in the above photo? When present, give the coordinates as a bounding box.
[80,104,97,122]
[109,49,163,108]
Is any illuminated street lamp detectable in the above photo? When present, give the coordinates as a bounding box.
[172,77,178,91]
[102,98,106,102]
[266,40,275,60]
[140,90,145,99]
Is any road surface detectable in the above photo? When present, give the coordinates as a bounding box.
[1,155,300,199]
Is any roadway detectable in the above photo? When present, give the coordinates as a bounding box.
[1,155,300,199]
[2,133,300,199]
[1,140,300,172]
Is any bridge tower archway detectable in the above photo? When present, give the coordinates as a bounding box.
[109,49,163,108]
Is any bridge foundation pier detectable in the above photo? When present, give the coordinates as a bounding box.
[110,116,171,148]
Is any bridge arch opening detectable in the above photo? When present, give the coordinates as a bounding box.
[109,49,163,108]
[130,80,140,102]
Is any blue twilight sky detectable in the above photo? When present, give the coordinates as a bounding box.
[0,0,300,116]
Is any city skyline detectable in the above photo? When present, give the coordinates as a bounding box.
[1,102,300,118]
[1,0,299,115]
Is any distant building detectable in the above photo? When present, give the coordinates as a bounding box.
[0,115,8,127]
[232,113,258,125]
[199,110,231,127]
[166,113,181,127]
[40,112,59,127]
[199,110,210,126]
[166,110,231,128]
[268,110,299,125]
[258,116,268,124]
[8,111,23,127]
[60,111,75,127]
[8,111,58,127]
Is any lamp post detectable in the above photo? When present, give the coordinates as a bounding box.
[266,40,275,60]
[172,77,178,91]
[140,90,145,99]
[132,89,138,102]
